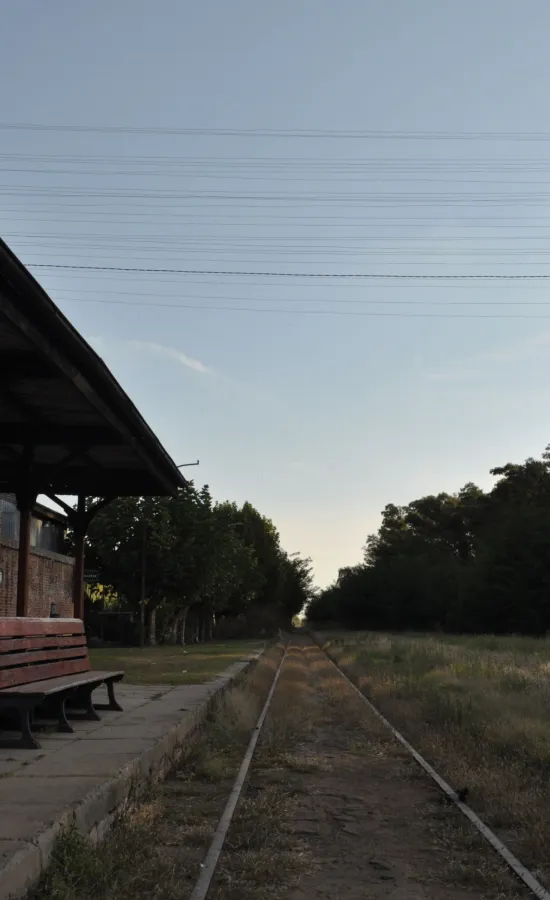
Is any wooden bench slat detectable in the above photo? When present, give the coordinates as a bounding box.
[0,658,91,690]
[0,636,87,654]
[0,669,124,697]
[0,618,85,637]
[0,647,89,670]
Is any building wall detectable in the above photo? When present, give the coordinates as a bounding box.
[0,540,75,617]
[0,494,75,617]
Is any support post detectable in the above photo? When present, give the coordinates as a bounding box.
[49,494,114,623]
[16,504,32,617]
[72,495,86,620]
[15,456,38,618]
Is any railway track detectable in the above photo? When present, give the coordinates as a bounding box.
[188,635,549,900]
[35,637,548,900]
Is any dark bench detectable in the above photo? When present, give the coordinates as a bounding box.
[0,617,124,749]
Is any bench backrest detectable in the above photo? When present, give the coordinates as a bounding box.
[0,618,90,690]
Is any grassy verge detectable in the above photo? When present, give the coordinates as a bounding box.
[322,630,550,889]
[30,642,300,900]
[89,640,263,685]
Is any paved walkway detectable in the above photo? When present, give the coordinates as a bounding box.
[0,656,258,899]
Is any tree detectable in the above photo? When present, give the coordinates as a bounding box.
[308,446,550,636]
[86,495,174,643]
[86,485,306,643]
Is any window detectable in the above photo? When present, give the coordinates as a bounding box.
[0,496,65,553]
[0,495,19,541]
[32,519,64,553]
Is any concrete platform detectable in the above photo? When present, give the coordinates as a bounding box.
[0,654,260,900]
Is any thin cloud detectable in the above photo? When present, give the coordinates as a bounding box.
[128,340,213,375]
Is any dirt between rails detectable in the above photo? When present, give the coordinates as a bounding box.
[278,639,525,900]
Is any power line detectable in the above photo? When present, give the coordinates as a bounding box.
[54,296,550,319]
[6,185,550,203]
[10,216,550,230]
[8,166,550,186]
[14,230,550,242]
[6,167,550,187]
[19,253,550,267]
[6,123,550,140]
[7,209,550,223]
[9,152,550,166]
[35,272,550,289]
[27,263,550,279]
[56,290,550,306]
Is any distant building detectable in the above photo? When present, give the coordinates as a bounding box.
[0,493,74,617]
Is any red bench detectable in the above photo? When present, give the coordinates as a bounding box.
[0,618,124,749]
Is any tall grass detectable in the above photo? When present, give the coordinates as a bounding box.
[324,631,550,887]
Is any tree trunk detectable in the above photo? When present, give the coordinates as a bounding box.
[166,614,179,645]
[199,614,206,643]
[147,606,157,645]
[179,605,189,646]
[206,607,214,641]
[170,618,178,644]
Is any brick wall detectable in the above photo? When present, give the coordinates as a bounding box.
[0,492,75,618]
[0,540,74,618]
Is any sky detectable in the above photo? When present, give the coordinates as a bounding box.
[3,1,550,586]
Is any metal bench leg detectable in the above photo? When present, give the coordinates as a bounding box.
[66,688,100,721]
[55,696,74,734]
[34,697,74,734]
[94,680,123,712]
[83,690,101,720]
[18,708,40,749]
[0,707,41,750]
[0,706,40,750]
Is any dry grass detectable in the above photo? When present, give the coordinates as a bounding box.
[209,643,318,900]
[304,640,525,899]
[30,644,286,900]
[323,630,550,889]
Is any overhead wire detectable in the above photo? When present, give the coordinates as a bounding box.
[48,296,550,319]
[6,122,550,139]
[25,263,550,278]
[52,290,550,306]
[33,272,550,289]
[5,125,550,321]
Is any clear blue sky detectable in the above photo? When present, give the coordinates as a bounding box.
[2,1,550,586]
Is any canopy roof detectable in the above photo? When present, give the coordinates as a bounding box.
[0,239,186,497]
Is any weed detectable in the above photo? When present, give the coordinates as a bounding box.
[325,630,550,887]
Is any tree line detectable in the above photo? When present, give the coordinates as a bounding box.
[307,446,550,635]
[85,483,313,644]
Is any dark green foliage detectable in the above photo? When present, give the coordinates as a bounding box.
[86,485,312,642]
[307,446,550,635]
